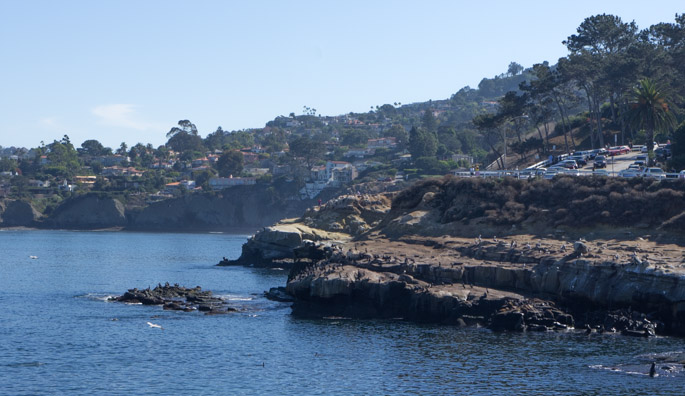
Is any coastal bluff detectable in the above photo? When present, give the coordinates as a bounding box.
[230,176,685,336]
[0,184,325,231]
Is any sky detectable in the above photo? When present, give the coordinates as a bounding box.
[1,1,683,150]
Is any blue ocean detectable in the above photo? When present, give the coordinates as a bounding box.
[1,230,682,395]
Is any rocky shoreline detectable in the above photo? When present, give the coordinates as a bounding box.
[223,180,685,337]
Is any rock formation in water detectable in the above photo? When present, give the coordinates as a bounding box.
[111,283,236,315]
[228,176,685,336]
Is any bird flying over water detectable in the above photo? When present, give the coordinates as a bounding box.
[147,321,163,329]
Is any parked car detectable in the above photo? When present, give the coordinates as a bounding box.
[641,142,659,153]
[608,146,630,156]
[640,167,666,180]
[589,148,607,159]
[636,154,648,162]
[680,170,685,179]
[656,145,672,161]
[569,155,587,167]
[561,168,581,177]
[593,155,607,168]
[633,160,646,167]
[618,168,640,178]
[592,169,609,177]
[559,159,579,169]
[572,150,591,160]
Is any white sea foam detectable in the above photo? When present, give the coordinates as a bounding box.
[216,294,254,301]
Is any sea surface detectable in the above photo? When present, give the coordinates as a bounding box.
[1,230,683,395]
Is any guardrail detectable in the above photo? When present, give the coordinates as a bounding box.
[451,169,683,180]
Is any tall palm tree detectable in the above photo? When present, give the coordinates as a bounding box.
[629,79,676,162]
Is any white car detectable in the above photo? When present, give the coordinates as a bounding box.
[680,170,685,179]
[618,169,640,178]
[640,143,659,153]
[640,167,666,180]
[592,169,609,177]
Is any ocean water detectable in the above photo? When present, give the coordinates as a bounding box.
[0,230,683,395]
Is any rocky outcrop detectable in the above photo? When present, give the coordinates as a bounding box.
[46,194,126,229]
[220,194,390,266]
[220,220,351,267]
[284,236,682,335]
[110,283,236,315]
[0,200,42,227]
[224,176,685,335]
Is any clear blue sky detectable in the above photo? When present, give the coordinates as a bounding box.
[1,1,683,150]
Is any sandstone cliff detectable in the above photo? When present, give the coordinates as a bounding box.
[127,187,314,231]
[45,194,127,229]
[0,199,42,227]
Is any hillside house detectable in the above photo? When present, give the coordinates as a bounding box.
[367,137,397,149]
[300,161,357,199]
[209,176,256,190]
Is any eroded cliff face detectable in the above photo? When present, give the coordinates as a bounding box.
[0,200,42,227]
[128,187,315,231]
[45,195,126,229]
[3,184,322,231]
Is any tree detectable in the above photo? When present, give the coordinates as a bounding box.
[563,14,638,56]
[520,62,576,153]
[222,131,255,150]
[473,113,506,169]
[215,150,244,177]
[204,126,227,150]
[437,126,462,154]
[340,128,370,147]
[668,121,685,171]
[80,139,106,156]
[421,109,438,134]
[116,142,128,156]
[45,138,80,177]
[408,126,437,158]
[507,62,524,76]
[166,119,198,138]
[629,78,677,162]
[289,135,324,169]
[384,124,408,148]
[562,14,640,149]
